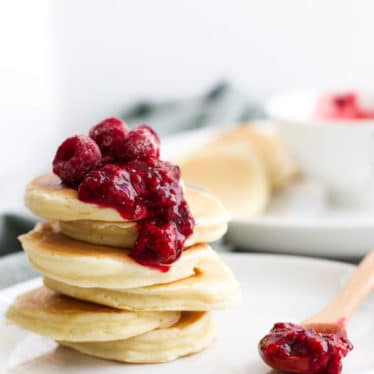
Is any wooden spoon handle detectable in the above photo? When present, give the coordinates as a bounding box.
[303,251,374,327]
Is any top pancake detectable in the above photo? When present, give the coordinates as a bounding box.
[25,173,230,224]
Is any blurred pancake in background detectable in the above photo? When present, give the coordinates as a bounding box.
[177,122,299,218]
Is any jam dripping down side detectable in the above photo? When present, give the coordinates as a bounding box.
[78,160,194,271]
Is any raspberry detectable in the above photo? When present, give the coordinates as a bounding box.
[317,92,374,120]
[89,117,128,158]
[331,93,360,118]
[118,124,160,161]
[52,135,101,186]
[78,163,148,220]
[132,221,183,268]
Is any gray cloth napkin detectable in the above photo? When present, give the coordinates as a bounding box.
[0,82,259,289]
[121,82,262,135]
[0,252,37,289]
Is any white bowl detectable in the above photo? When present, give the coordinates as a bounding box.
[266,91,374,206]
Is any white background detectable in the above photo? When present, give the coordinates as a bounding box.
[1,0,374,213]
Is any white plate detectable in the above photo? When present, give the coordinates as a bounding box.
[163,127,374,258]
[0,253,373,373]
[226,178,374,258]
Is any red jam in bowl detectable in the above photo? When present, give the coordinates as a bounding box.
[52,118,194,271]
[317,92,374,120]
[259,322,353,374]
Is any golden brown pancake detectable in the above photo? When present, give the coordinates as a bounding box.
[20,222,216,289]
[25,173,230,224]
[44,251,240,311]
[60,312,215,363]
[205,124,299,189]
[6,286,180,342]
[59,219,227,249]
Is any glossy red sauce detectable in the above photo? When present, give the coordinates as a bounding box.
[53,118,194,271]
[259,322,353,374]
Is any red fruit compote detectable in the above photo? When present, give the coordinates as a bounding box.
[52,118,194,271]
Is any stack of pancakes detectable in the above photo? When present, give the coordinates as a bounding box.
[6,173,240,363]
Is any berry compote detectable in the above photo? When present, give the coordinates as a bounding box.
[53,119,194,271]
[259,322,353,374]
[317,92,374,120]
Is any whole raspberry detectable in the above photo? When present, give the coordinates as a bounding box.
[118,124,160,161]
[52,135,101,186]
[89,117,128,159]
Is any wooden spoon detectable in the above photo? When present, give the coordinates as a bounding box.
[259,251,374,374]
[302,250,374,334]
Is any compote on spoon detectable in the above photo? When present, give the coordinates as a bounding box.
[259,251,374,374]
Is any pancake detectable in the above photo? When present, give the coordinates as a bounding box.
[59,219,227,249]
[44,251,240,311]
[60,312,215,363]
[177,140,270,217]
[6,286,180,342]
[25,173,230,223]
[211,124,299,189]
[20,222,215,289]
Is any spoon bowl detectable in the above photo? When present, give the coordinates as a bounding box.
[258,251,374,374]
